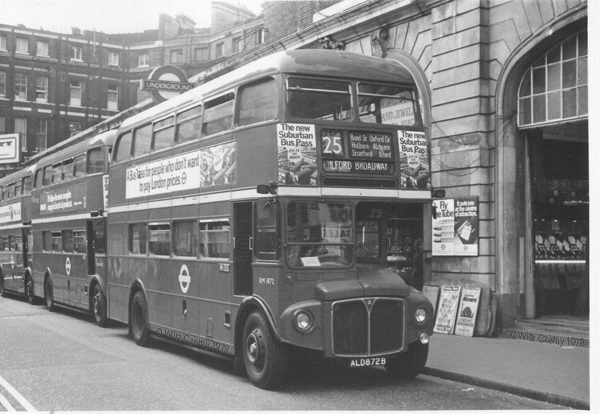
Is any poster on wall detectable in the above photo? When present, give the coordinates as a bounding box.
[432,199,455,256]
[277,123,318,185]
[433,285,461,334]
[432,197,479,256]
[454,197,479,256]
[454,287,481,337]
[398,130,431,190]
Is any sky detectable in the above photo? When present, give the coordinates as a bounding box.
[1,0,264,34]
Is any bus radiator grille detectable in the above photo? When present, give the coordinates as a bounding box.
[332,298,403,356]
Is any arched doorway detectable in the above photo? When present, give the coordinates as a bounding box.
[496,17,588,325]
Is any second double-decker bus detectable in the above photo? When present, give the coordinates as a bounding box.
[0,165,34,299]
[107,49,434,389]
[30,130,115,325]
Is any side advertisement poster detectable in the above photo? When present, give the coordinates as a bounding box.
[125,142,236,199]
[40,183,87,215]
[454,287,481,337]
[0,202,21,224]
[277,123,318,185]
[398,130,430,190]
[432,197,479,256]
[433,285,461,334]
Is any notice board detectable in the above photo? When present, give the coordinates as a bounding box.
[454,287,481,337]
[433,285,461,334]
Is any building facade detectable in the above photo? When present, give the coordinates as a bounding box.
[0,1,265,175]
[203,0,588,330]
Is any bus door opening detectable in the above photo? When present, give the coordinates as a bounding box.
[233,202,253,296]
[86,217,107,276]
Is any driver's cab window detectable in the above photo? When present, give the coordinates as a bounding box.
[255,200,279,261]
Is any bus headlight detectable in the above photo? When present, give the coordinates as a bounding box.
[415,307,427,324]
[293,310,313,333]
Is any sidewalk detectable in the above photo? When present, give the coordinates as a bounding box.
[423,333,590,410]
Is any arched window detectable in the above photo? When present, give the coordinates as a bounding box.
[518,31,587,127]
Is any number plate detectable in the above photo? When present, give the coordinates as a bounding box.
[349,357,386,367]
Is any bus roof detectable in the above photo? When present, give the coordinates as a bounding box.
[35,129,117,169]
[0,164,36,186]
[120,49,415,131]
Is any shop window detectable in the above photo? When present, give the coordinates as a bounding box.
[519,31,587,127]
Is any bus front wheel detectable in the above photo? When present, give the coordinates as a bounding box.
[44,277,55,311]
[92,284,108,327]
[385,341,429,379]
[242,311,289,389]
[130,291,150,346]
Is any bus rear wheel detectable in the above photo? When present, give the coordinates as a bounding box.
[25,276,36,305]
[92,284,108,327]
[44,277,55,311]
[130,291,150,346]
[385,341,429,379]
[242,311,289,389]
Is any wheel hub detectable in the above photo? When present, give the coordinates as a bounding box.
[246,329,263,364]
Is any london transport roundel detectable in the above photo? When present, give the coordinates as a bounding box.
[179,264,190,294]
[65,257,71,276]
[142,65,194,103]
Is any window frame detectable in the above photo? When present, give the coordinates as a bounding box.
[16,37,29,55]
[198,219,231,260]
[37,40,49,57]
[36,76,49,103]
[14,73,28,100]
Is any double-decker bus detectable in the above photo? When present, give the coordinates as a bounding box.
[107,49,434,389]
[29,130,115,325]
[0,165,34,299]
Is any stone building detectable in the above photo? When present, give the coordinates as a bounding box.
[203,0,588,331]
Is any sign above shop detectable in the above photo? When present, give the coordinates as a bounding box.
[141,66,194,103]
[0,133,20,165]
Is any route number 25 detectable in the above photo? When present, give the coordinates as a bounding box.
[322,135,343,155]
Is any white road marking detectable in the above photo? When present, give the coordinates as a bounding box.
[0,374,36,412]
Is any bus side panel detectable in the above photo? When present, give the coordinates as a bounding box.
[233,126,278,190]
[107,215,129,324]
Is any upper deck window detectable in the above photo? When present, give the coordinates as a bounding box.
[132,124,152,158]
[238,78,278,126]
[177,105,202,144]
[153,116,175,151]
[87,147,105,174]
[73,153,86,177]
[202,93,234,136]
[114,131,132,162]
[287,78,352,121]
[358,83,418,126]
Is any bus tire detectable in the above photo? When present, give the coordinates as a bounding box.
[130,291,151,346]
[44,277,55,311]
[242,311,289,390]
[92,283,108,327]
[385,341,429,379]
[25,275,36,305]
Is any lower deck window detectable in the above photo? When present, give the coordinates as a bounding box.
[129,223,147,255]
[199,221,230,259]
[149,223,171,256]
[74,230,86,253]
